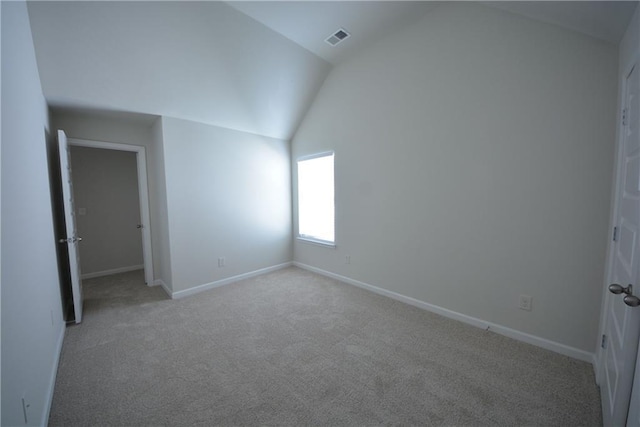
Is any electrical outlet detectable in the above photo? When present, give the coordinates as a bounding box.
[345,255,351,265]
[218,257,226,268]
[519,295,533,311]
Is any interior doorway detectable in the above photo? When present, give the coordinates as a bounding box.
[69,138,154,287]
[70,146,143,279]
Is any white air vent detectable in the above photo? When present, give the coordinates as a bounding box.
[325,28,350,46]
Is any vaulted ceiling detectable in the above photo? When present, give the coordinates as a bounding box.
[27,1,638,141]
[227,1,442,65]
[27,1,331,140]
[229,1,637,64]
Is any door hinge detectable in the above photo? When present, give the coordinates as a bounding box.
[601,334,607,349]
[613,226,618,242]
[622,108,627,126]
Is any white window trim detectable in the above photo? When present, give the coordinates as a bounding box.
[296,236,336,248]
[297,151,335,162]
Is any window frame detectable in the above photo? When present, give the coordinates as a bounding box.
[296,151,336,248]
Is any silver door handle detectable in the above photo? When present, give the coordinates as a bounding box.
[609,283,632,295]
[609,284,640,307]
[624,295,640,307]
[137,224,143,229]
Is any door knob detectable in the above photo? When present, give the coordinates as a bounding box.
[137,224,143,229]
[609,284,632,295]
[624,295,640,307]
[610,284,640,308]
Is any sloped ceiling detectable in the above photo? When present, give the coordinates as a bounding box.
[230,1,637,66]
[227,1,440,65]
[27,1,331,140]
[27,1,637,140]
[485,1,637,43]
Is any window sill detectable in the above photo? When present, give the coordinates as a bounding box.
[296,237,336,249]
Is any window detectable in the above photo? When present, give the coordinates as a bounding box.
[297,152,335,245]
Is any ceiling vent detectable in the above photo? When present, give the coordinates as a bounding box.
[325,28,350,46]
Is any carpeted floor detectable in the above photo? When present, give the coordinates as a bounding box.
[49,267,602,426]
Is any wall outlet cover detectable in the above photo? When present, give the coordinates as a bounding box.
[519,295,533,311]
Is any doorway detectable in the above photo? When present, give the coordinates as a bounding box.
[70,146,142,279]
[69,138,154,287]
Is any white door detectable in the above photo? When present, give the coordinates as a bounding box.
[58,129,83,324]
[627,340,640,426]
[601,63,640,426]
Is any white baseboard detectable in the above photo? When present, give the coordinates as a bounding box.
[166,262,293,300]
[42,321,65,426]
[293,262,594,363]
[152,278,173,299]
[81,264,144,280]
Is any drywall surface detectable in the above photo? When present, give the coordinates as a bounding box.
[51,110,155,149]
[619,3,639,74]
[150,117,173,289]
[1,2,65,425]
[28,1,331,140]
[292,2,618,353]
[70,146,143,276]
[161,117,292,292]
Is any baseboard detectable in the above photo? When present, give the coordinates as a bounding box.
[293,262,594,363]
[152,279,173,299]
[42,321,65,426]
[81,264,144,280]
[168,262,293,300]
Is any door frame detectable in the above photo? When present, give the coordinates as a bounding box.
[68,138,155,287]
[594,57,640,419]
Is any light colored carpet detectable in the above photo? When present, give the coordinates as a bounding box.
[49,267,601,426]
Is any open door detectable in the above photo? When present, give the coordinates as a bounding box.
[628,341,640,426]
[58,129,83,324]
[599,64,640,425]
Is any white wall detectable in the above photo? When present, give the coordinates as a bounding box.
[70,146,143,276]
[1,2,65,425]
[619,4,639,73]
[161,117,292,293]
[292,2,618,353]
[51,111,155,149]
[150,117,173,289]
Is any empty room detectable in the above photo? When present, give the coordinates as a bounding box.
[2,0,640,425]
